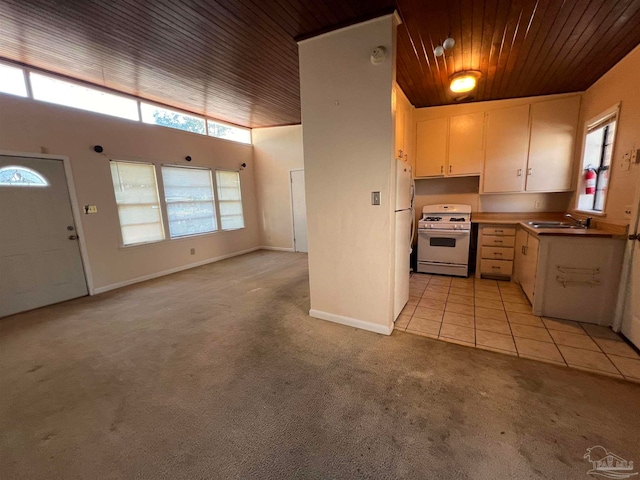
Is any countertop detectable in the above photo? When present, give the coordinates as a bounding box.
[471,212,628,239]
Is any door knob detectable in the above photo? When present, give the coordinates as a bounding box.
[68,235,79,240]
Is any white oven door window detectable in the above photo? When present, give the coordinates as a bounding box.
[418,230,470,265]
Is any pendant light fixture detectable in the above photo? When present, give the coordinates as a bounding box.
[434,36,455,57]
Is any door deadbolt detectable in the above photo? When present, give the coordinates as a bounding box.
[67,226,75,231]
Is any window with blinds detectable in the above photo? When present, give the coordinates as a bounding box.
[161,166,217,238]
[216,170,245,230]
[110,161,165,245]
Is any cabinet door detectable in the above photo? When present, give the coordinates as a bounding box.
[416,117,448,177]
[526,96,580,192]
[513,228,528,283]
[482,104,530,193]
[521,234,539,303]
[448,112,484,176]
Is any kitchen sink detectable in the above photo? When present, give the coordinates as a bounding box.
[526,221,586,229]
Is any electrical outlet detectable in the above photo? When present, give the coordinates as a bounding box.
[534,200,542,209]
[190,248,196,255]
[371,191,381,205]
[84,205,98,214]
[624,205,632,220]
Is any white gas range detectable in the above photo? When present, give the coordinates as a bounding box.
[417,204,472,277]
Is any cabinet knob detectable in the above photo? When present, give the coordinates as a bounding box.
[527,167,532,176]
[441,165,444,174]
[449,165,452,174]
[517,169,522,176]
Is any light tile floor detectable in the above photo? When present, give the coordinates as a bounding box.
[397,273,640,383]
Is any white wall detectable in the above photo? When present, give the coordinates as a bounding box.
[298,14,398,334]
[253,125,304,250]
[569,44,640,225]
[0,95,260,292]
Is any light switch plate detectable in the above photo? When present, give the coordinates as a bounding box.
[622,151,631,172]
[371,191,381,205]
[84,205,98,214]
[624,205,632,220]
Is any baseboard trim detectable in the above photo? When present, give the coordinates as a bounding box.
[259,246,296,252]
[93,247,261,294]
[309,309,392,335]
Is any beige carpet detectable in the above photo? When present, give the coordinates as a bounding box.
[1,250,639,479]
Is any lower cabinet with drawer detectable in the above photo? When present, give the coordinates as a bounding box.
[475,224,517,279]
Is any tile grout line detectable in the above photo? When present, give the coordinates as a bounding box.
[409,275,634,381]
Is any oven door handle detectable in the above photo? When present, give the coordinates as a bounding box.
[419,229,470,237]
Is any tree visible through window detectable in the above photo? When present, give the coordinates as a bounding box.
[140,103,206,135]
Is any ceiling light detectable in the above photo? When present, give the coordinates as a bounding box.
[434,45,445,57]
[450,71,481,93]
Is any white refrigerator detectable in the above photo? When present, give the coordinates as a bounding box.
[394,159,414,320]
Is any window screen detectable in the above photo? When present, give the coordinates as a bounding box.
[110,161,165,245]
[161,166,217,238]
[216,170,245,230]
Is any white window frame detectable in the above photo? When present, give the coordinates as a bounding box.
[161,165,218,239]
[575,103,620,217]
[207,119,252,145]
[215,169,245,231]
[109,160,166,246]
[0,61,29,98]
[140,102,206,136]
[29,71,140,122]
[0,59,252,145]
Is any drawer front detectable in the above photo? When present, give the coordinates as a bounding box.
[482,235,516,247]
[481,259,514,276]
[482,226,516,236]
[482,246,515,261]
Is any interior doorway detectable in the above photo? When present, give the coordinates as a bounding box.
[290,169,308,253]
[0,155,88,317]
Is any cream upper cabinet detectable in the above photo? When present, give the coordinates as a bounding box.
[526,96,580,192]
[448,112,484,176]
[416,117,448,177]
[482,104,530,193]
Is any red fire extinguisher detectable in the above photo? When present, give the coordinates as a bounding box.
[585,167,597,195]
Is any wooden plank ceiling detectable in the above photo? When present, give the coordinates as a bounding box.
[1,0,640,128]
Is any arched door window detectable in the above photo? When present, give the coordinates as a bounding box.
[0,166,49,187]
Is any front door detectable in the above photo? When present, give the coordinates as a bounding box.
[0,156,88,317]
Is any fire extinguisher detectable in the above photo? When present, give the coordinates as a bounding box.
[585,167,597,195]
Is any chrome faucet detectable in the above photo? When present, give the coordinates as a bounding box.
[565,213,592,228]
